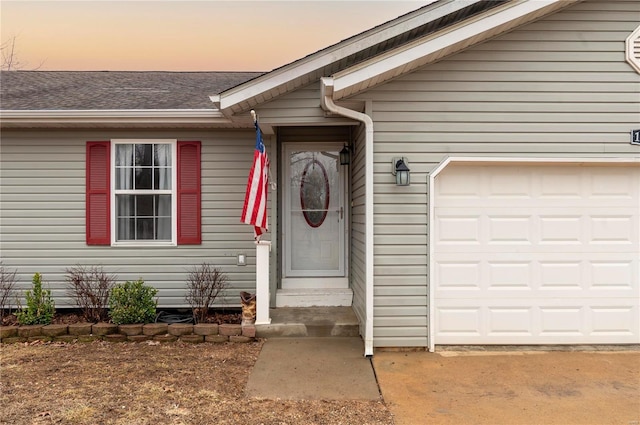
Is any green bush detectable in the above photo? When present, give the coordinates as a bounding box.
[108,279,158,325]
[16,273,55,325]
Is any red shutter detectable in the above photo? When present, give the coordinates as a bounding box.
[177,141,202,244]
[86,142,111,245]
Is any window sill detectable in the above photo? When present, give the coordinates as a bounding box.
[111,241,177,248]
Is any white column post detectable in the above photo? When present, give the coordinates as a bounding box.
[255,240,271,324]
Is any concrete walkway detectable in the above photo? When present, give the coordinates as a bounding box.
[246,337,380,400]
[373,350,640,425]
[246,336,639,424]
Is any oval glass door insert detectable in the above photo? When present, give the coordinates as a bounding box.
[300,159,330,227]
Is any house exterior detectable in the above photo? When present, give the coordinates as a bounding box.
[1,0,639,354]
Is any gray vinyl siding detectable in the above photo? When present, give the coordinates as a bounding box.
[349,123,367,336]
[353,0,640,347]
[257,81,362,126]
[0,128,273,308]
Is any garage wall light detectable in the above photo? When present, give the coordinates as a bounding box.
[392,157,410,186]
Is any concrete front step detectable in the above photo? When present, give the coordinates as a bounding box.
[256,307,360,338]
[275,288,353,307]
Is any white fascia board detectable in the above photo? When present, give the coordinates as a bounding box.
[218,0,483,111]
[0,109,233,126]
[332,0,580,98]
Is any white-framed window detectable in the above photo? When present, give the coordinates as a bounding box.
[111,139,177,245]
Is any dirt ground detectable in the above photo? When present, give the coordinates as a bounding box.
[0,340,392,425]
[374,350,640,425]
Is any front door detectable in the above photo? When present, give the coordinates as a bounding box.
[282,143,347,289]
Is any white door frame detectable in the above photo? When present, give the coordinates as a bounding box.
[428,156,640,352]
[281,142,349,289]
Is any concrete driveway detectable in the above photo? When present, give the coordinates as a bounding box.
[373,350,640,425]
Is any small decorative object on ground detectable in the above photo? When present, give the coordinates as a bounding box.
[240,291,256,325]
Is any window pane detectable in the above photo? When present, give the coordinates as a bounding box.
[115,145,134,190]
[154,144,171,166]
[117,218,135,241]
[115,167,133,190]
[154,167,171,190]
[157,195,171,216]
[116,145,133,167]
[136,218,155,240]
[136,195,154,217]
[157,218,171,240]
[135,144,152,166]
[135,168,152,189]
[116,195,134,217]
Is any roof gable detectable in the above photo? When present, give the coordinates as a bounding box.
[214,0,507,115]
[330,0,581,100]
[218,0,581,114]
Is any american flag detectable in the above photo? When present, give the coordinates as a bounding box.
[241,121,269,240]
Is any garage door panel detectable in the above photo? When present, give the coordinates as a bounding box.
[433,163,640,345]
[435,164,638,200]
[435,256,638,296]
[435,209,638,249]
[589,167,638,198]
[589,214,637,244]
[435,300,639,344]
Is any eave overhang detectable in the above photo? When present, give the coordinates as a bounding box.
[0,109,244,129]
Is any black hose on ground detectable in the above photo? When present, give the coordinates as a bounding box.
[155,311,195,324]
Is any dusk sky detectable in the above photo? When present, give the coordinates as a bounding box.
[1,1,426,72]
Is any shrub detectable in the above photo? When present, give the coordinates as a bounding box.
[65,265,116,322]
[185,263,228,323]
[16,273,55,325]
[0,262,18,320]
[109,279,158,325]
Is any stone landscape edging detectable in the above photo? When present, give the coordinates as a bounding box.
[0,322,256,344]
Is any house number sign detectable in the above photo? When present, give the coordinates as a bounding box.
[632,129,640,146]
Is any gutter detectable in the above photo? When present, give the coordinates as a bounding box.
[0,109,233,128]
[320,77,374,357]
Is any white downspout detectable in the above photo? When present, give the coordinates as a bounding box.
[320,77,374,357]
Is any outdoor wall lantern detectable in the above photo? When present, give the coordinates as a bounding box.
[392,157,410,186]
[339,144,351,165]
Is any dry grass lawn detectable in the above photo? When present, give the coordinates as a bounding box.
[0,340,392,425]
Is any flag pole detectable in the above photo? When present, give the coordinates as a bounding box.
[248,109,271,324]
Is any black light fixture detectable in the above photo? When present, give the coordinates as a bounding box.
[393,157,410,186]
[339,144,351,165]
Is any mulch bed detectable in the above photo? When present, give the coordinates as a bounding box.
[1,309,242,327]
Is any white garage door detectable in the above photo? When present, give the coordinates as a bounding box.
[433,162,640,344]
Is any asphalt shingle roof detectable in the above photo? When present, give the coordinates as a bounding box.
[0,71,264,110]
